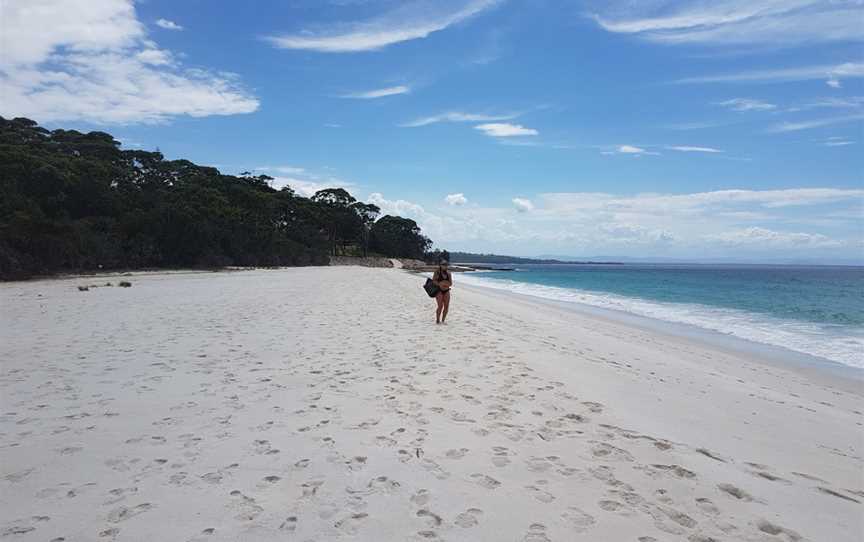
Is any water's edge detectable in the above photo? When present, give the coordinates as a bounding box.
[453,273,864,387]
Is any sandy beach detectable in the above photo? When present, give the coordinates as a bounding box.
[1,267,862,542]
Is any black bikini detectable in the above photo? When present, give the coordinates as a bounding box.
[435,270,451,293]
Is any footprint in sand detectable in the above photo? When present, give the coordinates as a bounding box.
[525,483,555,503]
[491,446,512,467]
[717,483,753,501]
[445,448,469,459]
[278,516,298,532]
[106,503,154,523]
[695,497,719,515]
[590,442,635,462]
[416,509,443,527]
[522,523,551,542]
[420,459,450,480]
[757,519,803,541]
[454,508,483,528]
[105,487,138,505]
[410,489,431,506]
[651,464,697,479]
[471,473,501,489]
[365,475,400,494]
[562,506,596,531]
[598,500,631,514]
[300,479,325,498]
[582,401,604,413]
[334,513,368,535]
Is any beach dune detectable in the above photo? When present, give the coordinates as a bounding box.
[1,267,861,541]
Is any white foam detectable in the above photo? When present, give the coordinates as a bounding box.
[458,274,864,368]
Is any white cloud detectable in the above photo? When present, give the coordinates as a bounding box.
[270,176,354,197]
[512,198,534,212]
[708,227,842,248]
[592,1,863,46]
[667,145,723,153]
[369,192,427,217]
[797,96,864,110]
[254,165,307,175]
[445,193,468,206]
[827,77,842,88]
[603,144,660,156]
[265,0,501,52]
[357,188,860,258]
[767,114,864,133]
[400,111,520,127]
[155,18,183,31]
[340,85,410,99]
[675,62,864,85]
[824,140,855,147]
[715,98,776,111]
[252,165,353,197]
[475,123,538,137]
[0,0,258,124]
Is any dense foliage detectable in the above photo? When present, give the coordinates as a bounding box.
[370,215,432,259]
[0,117,433,279]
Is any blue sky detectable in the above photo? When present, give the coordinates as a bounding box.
[1,0,862,261]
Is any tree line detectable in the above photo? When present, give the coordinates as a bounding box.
[0,117,433,280]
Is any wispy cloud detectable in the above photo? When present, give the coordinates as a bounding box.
[675,62,864,85]
[591,1,863,47]
[767,114,864,133]
[715,98,776,111]
[339,85,410,99]
[794,96,864,111]
[400,111,520,127]
[265,0,501,53]
[665,120,731,131]
[155,18,183,31]
[667,145,723,153]
[254,165,307,175]
[475,122,538,137]
[0,0,257,124]
[823,139,855,147]
[602,145,660,156]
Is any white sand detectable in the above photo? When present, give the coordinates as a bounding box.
[1,267,861,541]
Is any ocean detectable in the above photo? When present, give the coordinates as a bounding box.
[456,264,864,369]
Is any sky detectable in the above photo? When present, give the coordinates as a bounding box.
[1,0,863,262]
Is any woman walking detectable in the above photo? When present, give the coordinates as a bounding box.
[433,260,452,324]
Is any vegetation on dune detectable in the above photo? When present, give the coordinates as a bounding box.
[0,117,433,279]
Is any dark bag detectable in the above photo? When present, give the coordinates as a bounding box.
[423,278,440,298]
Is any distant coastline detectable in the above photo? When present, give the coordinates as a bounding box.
[448,251,623,266]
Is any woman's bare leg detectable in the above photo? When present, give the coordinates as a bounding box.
[435,293,444,323]
[441,292,450,322]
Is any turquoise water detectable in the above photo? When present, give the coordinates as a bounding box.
[457,264,864,368]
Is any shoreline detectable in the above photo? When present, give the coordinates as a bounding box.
[452,275,864,394]
[2,267,861,541]
[454,269,864,375]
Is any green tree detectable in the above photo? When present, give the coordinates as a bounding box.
[370,215,431,259]
[0,117,433,279]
